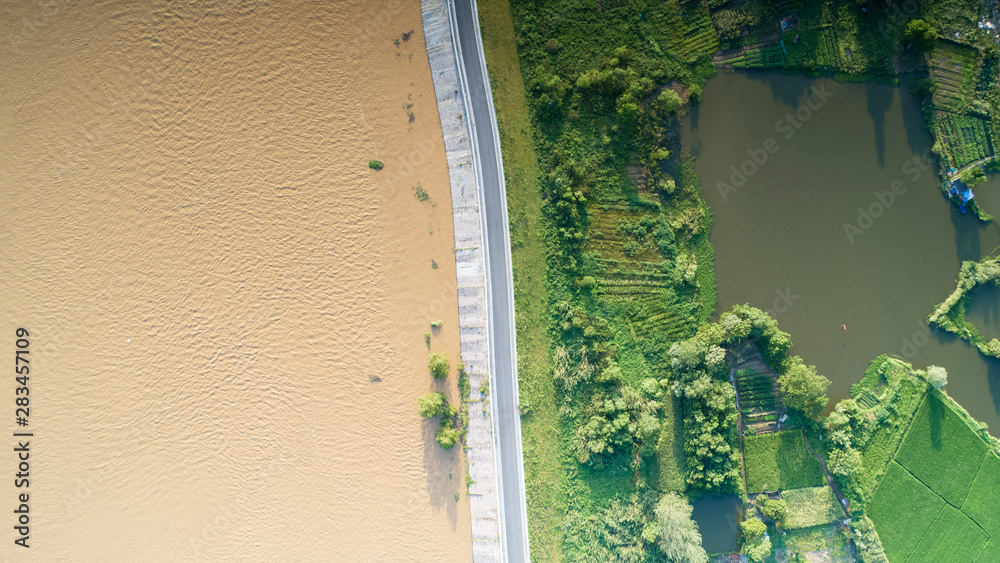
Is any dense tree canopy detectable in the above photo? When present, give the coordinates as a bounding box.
[778,357,831,420]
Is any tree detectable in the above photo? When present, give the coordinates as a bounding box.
[961,167,986,189]
[926,365,948,389]
[905,19,937,52]
[744,536,772,562]
[428,353,450,379]
[418,392,448,418]
[658,89,682,114]
[435,420,460,449]
[761,499,787,523]
[740,518,766,539]
[828,446,863,477]
[654,493,708,563]
[778,357,830,420]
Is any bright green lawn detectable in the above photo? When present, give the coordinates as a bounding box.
[895,392,989,506]
[868,461,945,563]
[906,504,989,563]
[743,431,825,493]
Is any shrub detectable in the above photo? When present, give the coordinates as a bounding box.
[904,20,937,52]
[418,392,448,418]
[413,183,429,201]
[760,499,787,522]
[428,353,450,379]
[435,419,460,449]
[654,493,708,563]
[368,160,383,170]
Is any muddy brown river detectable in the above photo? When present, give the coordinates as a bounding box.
[0,0,471,560]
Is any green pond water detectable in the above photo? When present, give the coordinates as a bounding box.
[684,70,1000,552]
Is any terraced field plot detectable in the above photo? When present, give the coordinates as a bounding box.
[930,40,978,112]
[936,111,995,169]
[587,205,690,341]
[869,392,1000,562]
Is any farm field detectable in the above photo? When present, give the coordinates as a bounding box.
[869,392,1000,562]
[781,485,842,529]
[743,431,825,493]
[894,392,989,506]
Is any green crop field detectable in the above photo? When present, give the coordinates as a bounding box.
[868,392,1000,562]
[962,453,1000,532]
[868,462,946,563]
[781,486,842,529]
[907,504,989,563]
[895,392,989,506]
[743,431,825,493]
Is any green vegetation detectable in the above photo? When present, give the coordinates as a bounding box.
[413,183,429,201]
[740,517,771,562]
[759,498,786,523]
[850,516,889,563]
[858,389,1000,563]
[928,257,1000,359]
[781,486,841,529]
[417,391,461,450]
[654,493,708,563]
[743,431,825,493]
[909,504,989,563]
[368,159,383,170]
[868,461,945,563]
[905,20,938,52]
[478,0,1000,559]
[778,357,831,421]
[428,352,450,379]
[895,392,988,506]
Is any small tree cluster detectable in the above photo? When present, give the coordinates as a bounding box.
[418,391,460,449]
[428,353,450,379]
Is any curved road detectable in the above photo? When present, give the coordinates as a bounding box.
[451,0,531,561]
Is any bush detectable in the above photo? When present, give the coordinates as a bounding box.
[368,160,383,170]
[435,419,460,449]
[760,499,787,522]
[904,20,937,52]
[428,353,450,379]
[418,392,448,418]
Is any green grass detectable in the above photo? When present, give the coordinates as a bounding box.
[478,0,564,558]
[895,392,989,506]
[743,431,825,493]
[657,394,686,494]
[907,504,989,563]
[961,453,1000,532]
[868,461,945,563]
[781,486,842,529]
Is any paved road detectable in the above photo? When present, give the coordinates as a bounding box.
[451,1,531,561]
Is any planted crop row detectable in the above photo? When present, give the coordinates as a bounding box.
[732,46,784,69]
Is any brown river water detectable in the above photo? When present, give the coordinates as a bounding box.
[0,0,471,560]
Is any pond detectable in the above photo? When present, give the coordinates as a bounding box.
[691,495,741,554]
[683,70,1000,433]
